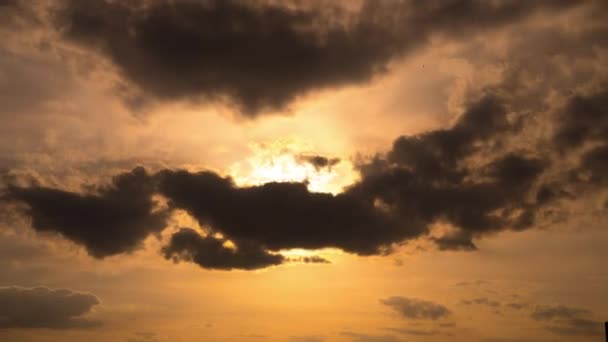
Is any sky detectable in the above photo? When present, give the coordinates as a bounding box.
[0,0,607,341]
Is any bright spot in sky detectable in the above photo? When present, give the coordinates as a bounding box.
[229,139,359,194]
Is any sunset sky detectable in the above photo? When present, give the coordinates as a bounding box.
[1,1,607,341]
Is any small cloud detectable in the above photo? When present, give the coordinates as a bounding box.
[531,305,589,321]
[461,297,501,308]
[286,255,331,264]
[380,296,450,320]
[298,155,341,171]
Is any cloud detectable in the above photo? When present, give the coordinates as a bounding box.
[553,90,608,150]
[531,304,603,336]
[531,305,590,321]
[544,318,604,336]
[156,169,408,256]
[349,94,548,250]
[380,296,450,320]
[49,0,583,116]
[461,297,501,308]
[3,167,168,258]
[0,286,100,329]
[162,227,284,270]
[298,155,340,171]
[1,0,607,272]
[286,255,331,264]
[3,86,608,270]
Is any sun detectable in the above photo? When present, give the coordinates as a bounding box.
[229,140,358,194]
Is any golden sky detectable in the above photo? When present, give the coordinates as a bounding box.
[0,1,607,341]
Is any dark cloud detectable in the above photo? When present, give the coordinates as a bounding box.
[156,169,408,255]
[2,167,168,258]
[299,155,340,170]
[349,94,548,250]
[554,90,608,150]
[287,255,330,264]
[50,0,583,115]
[162,227,284,271]
[380,296,450,321]
[0,286,100,329]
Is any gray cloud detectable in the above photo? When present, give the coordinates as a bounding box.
[0,286,100,329]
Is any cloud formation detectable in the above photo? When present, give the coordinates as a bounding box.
[1,1,608,271]
[0,286,100,329]
[3,84,608,269]
[163,227,284,270]
[380,296,450,321]
[3,167,167,258]
[50,0,582,115]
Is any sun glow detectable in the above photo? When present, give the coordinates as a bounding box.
[229,139,359,194]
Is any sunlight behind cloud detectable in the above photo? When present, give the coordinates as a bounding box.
[229,139,359,194]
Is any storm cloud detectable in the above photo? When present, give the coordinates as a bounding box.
[0,286,100,329]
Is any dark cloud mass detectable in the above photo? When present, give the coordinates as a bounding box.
[156,169,407,255]
[163,227,284,270]
[380,296,450,320]
[0,286,100,329]
[51,0,581,115]
[3,167,167,258]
